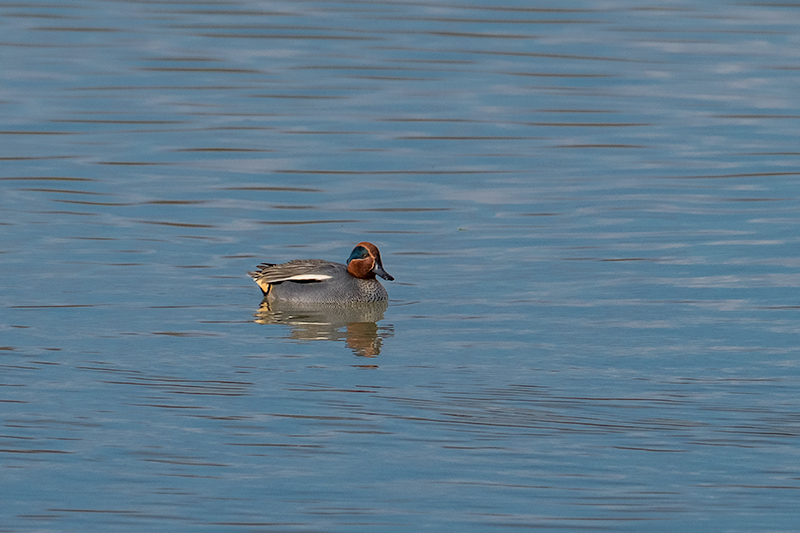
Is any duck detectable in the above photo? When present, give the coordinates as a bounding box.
[248,242,394,304]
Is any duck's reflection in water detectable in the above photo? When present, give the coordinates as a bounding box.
[254,300,393,357]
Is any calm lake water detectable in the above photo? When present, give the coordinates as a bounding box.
[2,0,800,531]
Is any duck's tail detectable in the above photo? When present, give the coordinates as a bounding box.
[248,263,276,296]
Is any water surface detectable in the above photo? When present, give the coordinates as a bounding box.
[2,1,800,531]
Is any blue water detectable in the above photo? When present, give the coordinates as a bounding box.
[2,1,800,531]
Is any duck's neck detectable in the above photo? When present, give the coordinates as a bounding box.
[347,258,375,279]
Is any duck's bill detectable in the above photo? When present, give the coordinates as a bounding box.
[373,263,394,281]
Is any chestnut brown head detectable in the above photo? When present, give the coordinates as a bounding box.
[346,242,394,281]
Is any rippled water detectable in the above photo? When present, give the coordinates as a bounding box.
[2,1,800,531]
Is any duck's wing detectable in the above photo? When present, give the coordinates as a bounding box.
[248,259,341,284]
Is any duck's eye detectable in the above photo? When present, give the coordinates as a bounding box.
[347,246,369,264]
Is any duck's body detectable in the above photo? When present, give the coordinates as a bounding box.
[248,242,393,304]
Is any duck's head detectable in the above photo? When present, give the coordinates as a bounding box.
[347,242,394,281]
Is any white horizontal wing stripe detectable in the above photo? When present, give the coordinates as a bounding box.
[271,274,332,282]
